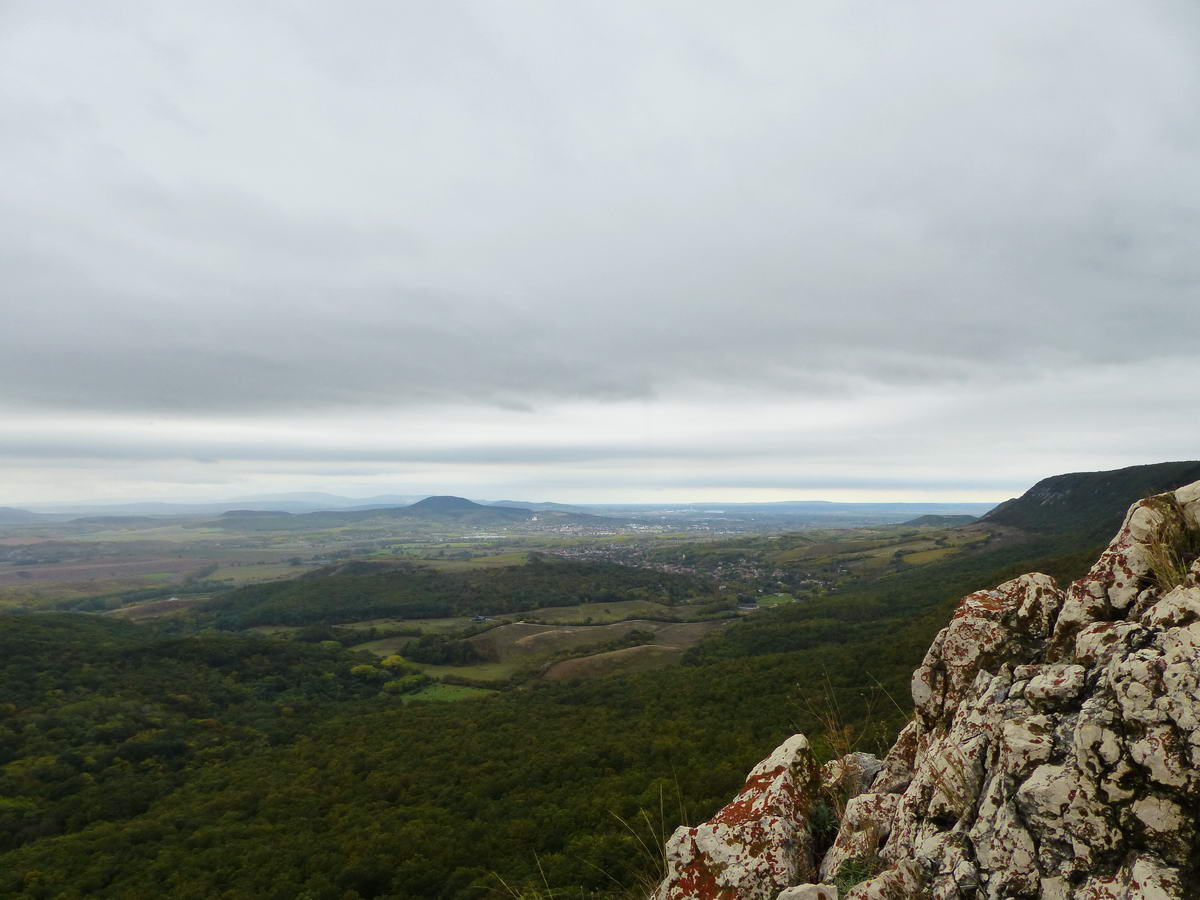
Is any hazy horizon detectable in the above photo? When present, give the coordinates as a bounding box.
[4,2,1199,504]
[8,486,1007,510]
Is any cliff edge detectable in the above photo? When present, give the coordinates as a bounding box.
[655,481,1200,899]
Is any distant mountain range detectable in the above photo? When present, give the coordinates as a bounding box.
[4,493,999,522]
[227,492,427,512]
[7,493,588,518]
[206,495,614,531]
[0,506,58,525]
[8,464,1198,533]
[14,493,429,517]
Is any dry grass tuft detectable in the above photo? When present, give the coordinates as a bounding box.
[1142,495,1200,593]
[801,674,893,819]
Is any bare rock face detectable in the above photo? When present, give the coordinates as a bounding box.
[866,483,1200,898]
[653,734,822,900]
[821,752,883,800]
[818,791,898,882]
[653,482,1200,899]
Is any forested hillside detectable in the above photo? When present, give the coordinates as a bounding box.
[980,459,1200,540]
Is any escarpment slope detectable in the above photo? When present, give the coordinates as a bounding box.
[979,460,1200,542]
[656,480,1200,899]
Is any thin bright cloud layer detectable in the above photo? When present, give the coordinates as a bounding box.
[2,1,1198,502]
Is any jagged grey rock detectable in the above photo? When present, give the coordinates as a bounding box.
[818,791,898,881]
[653,482,1200,899]
[820,752,882,799]
[652,734,821,900]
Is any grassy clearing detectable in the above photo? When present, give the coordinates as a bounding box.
[211,562,310,585]
[649,620,730,645]
[351,635,413,656]
[409,659,527,682]
[402,683,496,703]
[904,547,957,565]
[757,592,795,607]
[863,539,937,557]
[108,595,213,621]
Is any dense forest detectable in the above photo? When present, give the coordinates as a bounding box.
[0,617,400,860]
[0,617,920,899]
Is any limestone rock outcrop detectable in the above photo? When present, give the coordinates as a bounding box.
[654,482,1200,898]
[653,734,822,900]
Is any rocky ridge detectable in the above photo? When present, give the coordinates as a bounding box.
[654,482,1200,899]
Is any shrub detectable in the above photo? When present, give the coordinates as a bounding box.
[349,664,385,681]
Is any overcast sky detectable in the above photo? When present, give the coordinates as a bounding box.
[2,1,1199,504]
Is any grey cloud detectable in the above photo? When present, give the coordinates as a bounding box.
[0,434,878,466]
[2,1,1199,500]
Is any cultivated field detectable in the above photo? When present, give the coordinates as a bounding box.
[542,644,685,680]
[369,617,728,685]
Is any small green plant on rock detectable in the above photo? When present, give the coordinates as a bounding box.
[809,799,839,846]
